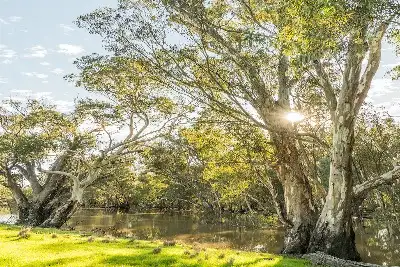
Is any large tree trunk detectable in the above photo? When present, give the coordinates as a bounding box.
[273,133,317,254]
[258,54,317,254]
[40,199,79,228]
[17,198,79,228]
[16,182,79,228]
[307,23,388,260]
[6,167,82,228]
[308,105,360,260]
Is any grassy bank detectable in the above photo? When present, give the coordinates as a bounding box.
[0,225,311,267]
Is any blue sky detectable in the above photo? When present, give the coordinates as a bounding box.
[0,0,400,115]
[0,0,115,111]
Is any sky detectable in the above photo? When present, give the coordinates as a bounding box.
[0,0,115,111]
[1,0,400,116]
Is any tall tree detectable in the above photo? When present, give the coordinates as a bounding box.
[75,0,400,259]
[76,0,319,254]
[299,1,400,259]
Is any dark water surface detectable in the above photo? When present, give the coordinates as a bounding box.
[65,209,400,266]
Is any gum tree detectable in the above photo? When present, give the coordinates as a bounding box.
[75,0,400,259]
[76,0,320,254]
[0,57,185,227]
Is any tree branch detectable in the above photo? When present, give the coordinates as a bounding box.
[354,22,389,113]
[4,167,28,207]
[15,162,43,195]
[353,166,400,198]
[277,54,290,109]
[313,60,337,117]
[38,167,80,188]
[38,166,85,203]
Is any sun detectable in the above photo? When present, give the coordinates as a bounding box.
[285,112,305,123]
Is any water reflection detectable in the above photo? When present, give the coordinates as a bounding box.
[66,209,284,252]
[65,209,400,266]
[355,218,400,266]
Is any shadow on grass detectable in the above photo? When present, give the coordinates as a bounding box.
[21,256,89,267]
[100,253,295,267]
[101,253,197,267]
[235,257,281,267]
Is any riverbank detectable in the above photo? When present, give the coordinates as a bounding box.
[0,224,311,266]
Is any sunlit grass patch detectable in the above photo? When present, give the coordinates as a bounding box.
[0,224,312,266]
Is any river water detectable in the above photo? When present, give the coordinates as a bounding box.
[64,209,400,266]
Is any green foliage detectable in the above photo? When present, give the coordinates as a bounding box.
[138,111,280,222]
[84,164,169,211]
[0,185,12,213]
[69,55,179,119]
[0,100,79,163]
[353,106,400,215]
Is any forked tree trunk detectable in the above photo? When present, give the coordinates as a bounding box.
[308,104,360,260]
[307,22,389,260]
[6,169,81,228]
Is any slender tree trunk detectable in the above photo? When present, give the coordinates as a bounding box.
[265,175,290,226]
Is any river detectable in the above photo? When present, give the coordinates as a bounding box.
[63,209,400,266]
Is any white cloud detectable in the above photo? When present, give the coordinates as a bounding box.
[369,78,397,98]
[24,45,48,58]
[51,68,64,75]
[53,100,75,112]
[387,104,400,118]
[8,16,22,22]
[21,72,48,79]
[7,90,53,101]
[382,62,400,69]
[21,72,33,77]
[0,76,8,83]
[0,18,9,25]
[57,44,85,55]
[382,47,395,52]
[35,73,48,79]
[59,24,75,34]
[0,49,16,58]
[3,96,25,102]
[0,16,22,25]
[10,89,32,94]
[42,81,49,84]
[0,45,17,59]
[40,62,50,66]
[33,91,52,98]
[1,59,12,64]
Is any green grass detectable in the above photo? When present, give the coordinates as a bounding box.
[0,224,312,267]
